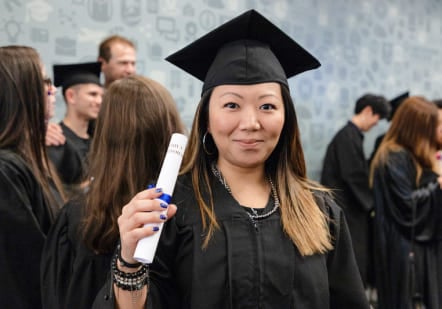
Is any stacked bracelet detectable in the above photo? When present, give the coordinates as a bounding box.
[117,243,142,268]
[112,251,149,291]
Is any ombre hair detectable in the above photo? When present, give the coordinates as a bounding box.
[370,96,439,186]
[82,75,186,253]
[181,84,332,256]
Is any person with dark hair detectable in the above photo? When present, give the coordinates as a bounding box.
[370,96,442,309]
[98,35,136,88]
[321,93,390,290]
[369,91,409,163]
[0,45,65,308]
[47,62,103,194]
[45,35,136,147]
[41,75,186,308]
[435,99,442,150]
[95,10,369,308]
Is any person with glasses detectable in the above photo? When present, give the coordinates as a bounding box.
[0,45,65,309]
[43,76,57,122]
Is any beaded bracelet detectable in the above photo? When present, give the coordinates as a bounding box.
[117,243,142,268]
[111,252,149,291]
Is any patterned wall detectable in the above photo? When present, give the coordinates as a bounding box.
[1,0,442,180]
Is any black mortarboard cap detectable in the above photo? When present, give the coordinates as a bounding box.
[166,9,320,95]
[53,62,102,93]
[389,91,409,120]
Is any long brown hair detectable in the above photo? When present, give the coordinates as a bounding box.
[181,85,332,256]
[0,45,64,220]
[370,96,439,186]
[82,75,186,254]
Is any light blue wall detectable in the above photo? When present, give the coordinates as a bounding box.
[2,0,441,180]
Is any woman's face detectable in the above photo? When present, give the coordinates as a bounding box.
[208,82,285,170]
[437,108,442,148]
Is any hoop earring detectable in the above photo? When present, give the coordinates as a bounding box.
[202,132,214,155]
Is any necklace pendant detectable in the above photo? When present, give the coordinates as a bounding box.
[211,162,280,222]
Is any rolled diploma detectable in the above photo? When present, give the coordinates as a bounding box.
[133,133,188,264]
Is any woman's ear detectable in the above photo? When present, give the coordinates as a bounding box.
[64,88,75,104]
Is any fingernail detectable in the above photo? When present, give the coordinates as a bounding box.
[160,203,168,209]
[147,184,155,189]
[160,214,167,220]
[152,226,159,231]
[155,188,162,193]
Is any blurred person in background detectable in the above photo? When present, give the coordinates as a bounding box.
[321,93,391,292]
[0,45,65,309]
[370,96,442,309]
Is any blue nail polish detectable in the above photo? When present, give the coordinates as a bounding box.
[160,203,168,209]
[152,226,159,231]
[147,184,155,189]
[160,214,167,220]
[155,188,162,193]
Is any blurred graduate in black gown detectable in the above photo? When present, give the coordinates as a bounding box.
[0,45,64,309]
[47,62,103,195]
[321,94,390,289]
[370,96,442,309]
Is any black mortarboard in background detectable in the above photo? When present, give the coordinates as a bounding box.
[53,62,102,94]
[388,91,409,121]
[166,9,320,95]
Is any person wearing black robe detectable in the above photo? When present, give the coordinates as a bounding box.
[47,62,103,194]
[0,46,64,309]
[97,10,370,308]
[40,196,113,308]
[40,75,186,308]
[92,174,368,308]
[370,96,442,309]
[47,122,90,185]
[0,151,54,308]
[321,94,390,288]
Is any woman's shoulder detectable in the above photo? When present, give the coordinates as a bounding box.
[312,189,343,221]
[0,150,31,176]
[52,195,86,243]
[0,149,43,198]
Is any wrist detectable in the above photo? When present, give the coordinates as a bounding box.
[117,243,142,269]
[117,259,143,273]
[112,251,149,291]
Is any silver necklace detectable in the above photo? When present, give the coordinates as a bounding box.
[210,163,280,225]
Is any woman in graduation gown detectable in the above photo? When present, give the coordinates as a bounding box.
[97,10,370,309]
[40,75,186,308]
[370,96,442,309]
[0,46,64,308]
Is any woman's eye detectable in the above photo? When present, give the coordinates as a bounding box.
[224,102,238,109]
[260,103,276,110]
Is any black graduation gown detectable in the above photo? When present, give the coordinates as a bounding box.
[47,122,90,188]
[321,121,373,285]
[40,196,113,309]
[94,174,369,308]
[372,149,442,309]
[0,150,53,309]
